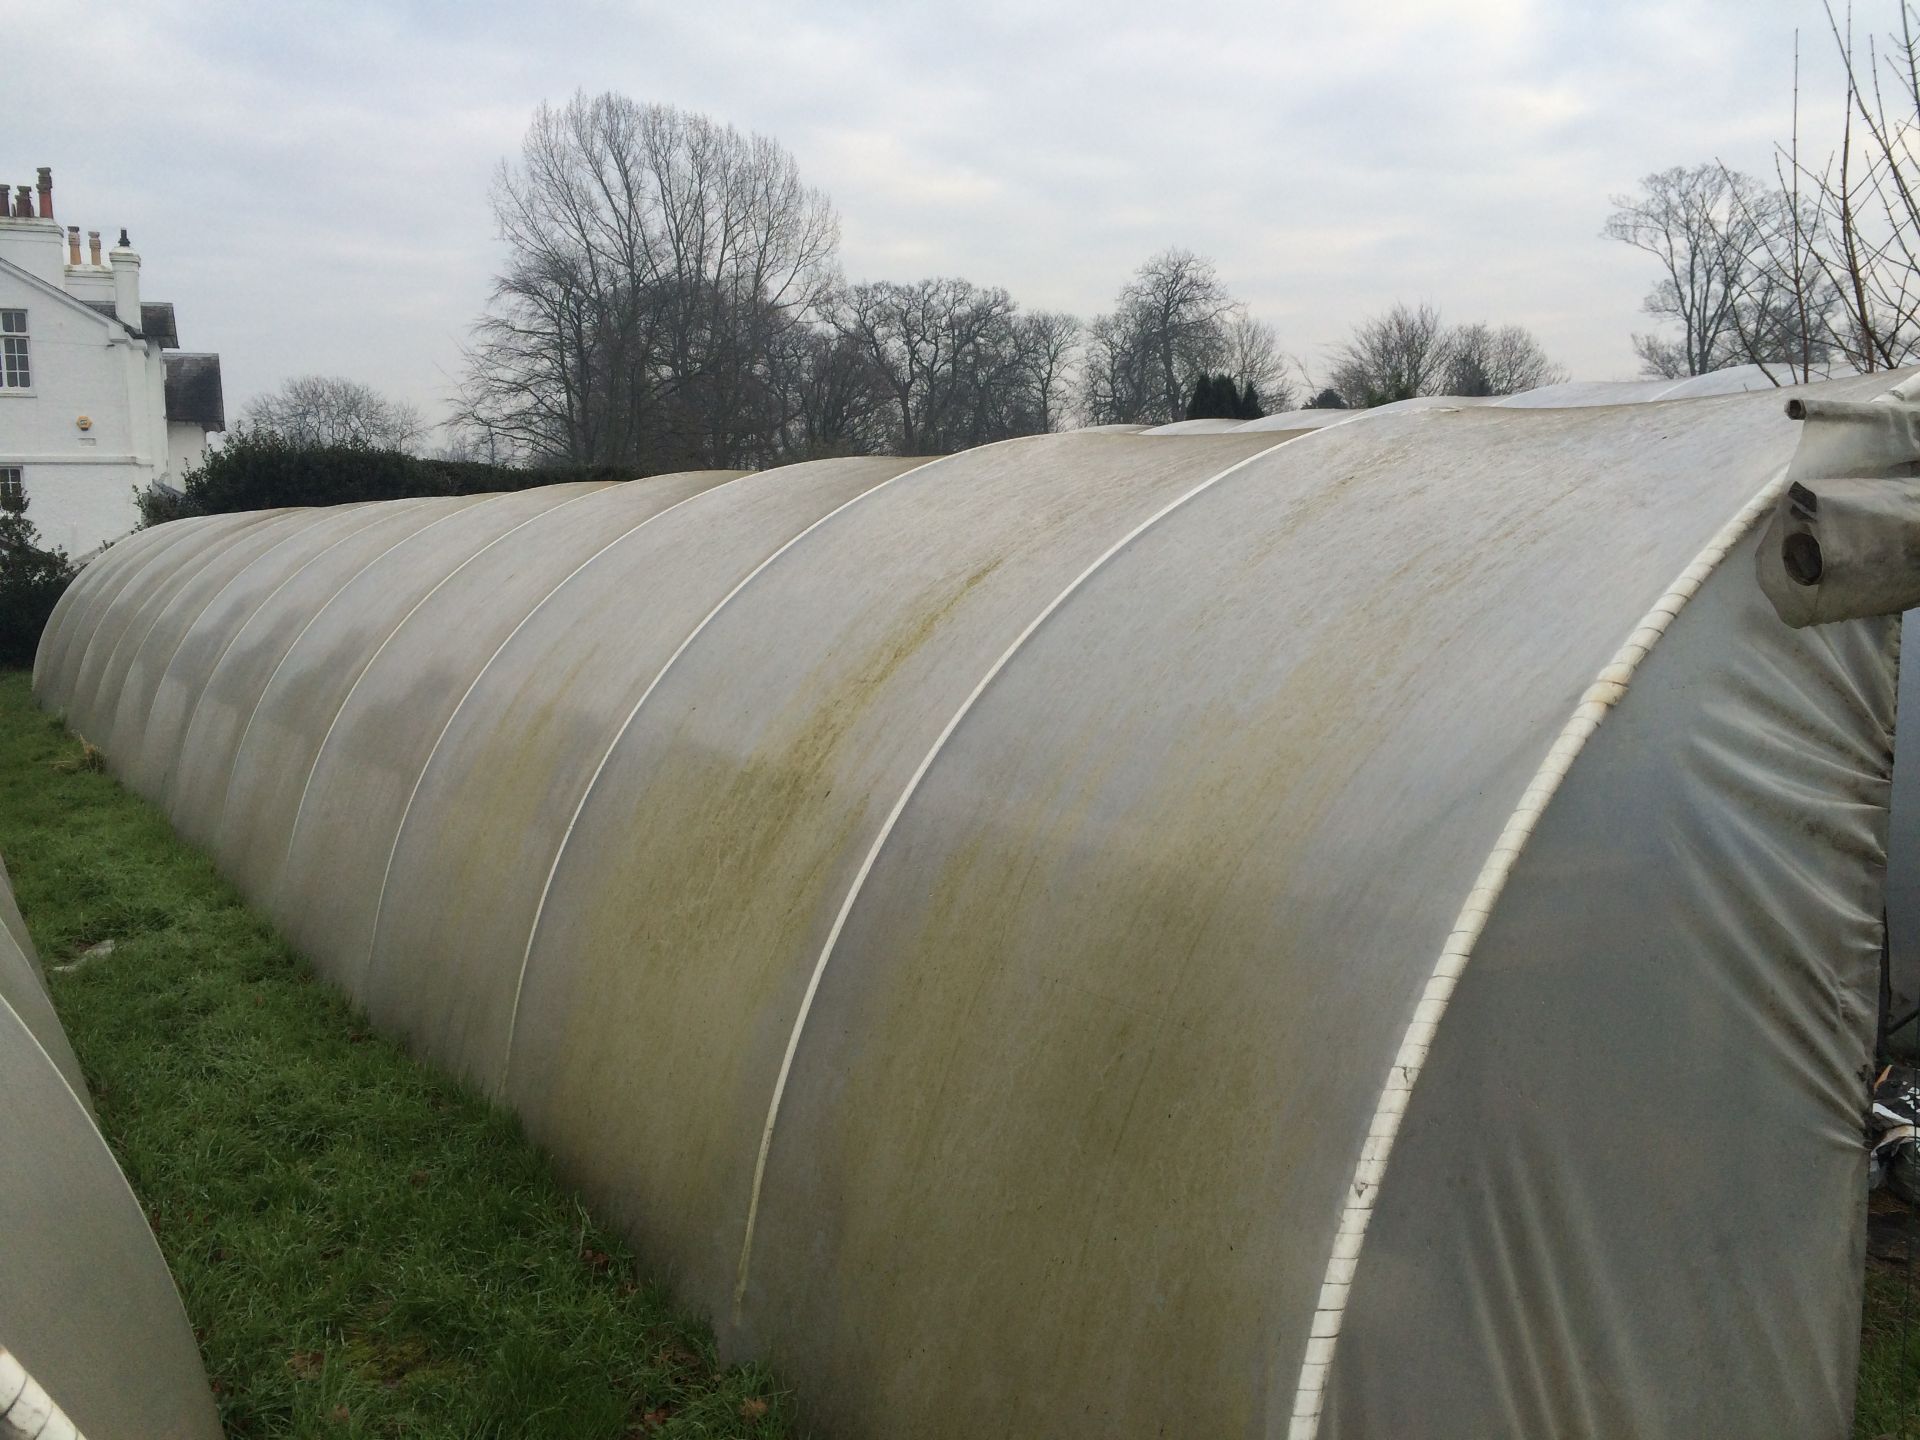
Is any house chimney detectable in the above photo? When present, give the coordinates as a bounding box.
[12,186,31,219]
[36,167,52,223]
[109,229,141,329]
[67,226,80,264]
[87,230,101,265]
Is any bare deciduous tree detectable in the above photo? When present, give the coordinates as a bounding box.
[1079,249,1280,424]
[1604,165,1758,377]
[1608,10,1920,386]
[1078,310,1149,427]
[1321,306,1565,406]
[837,278,1018,453]
[1443,323,1569,396]
[1224,312,1294,412]
[458,92,839,468]
[1017,310,1083,435]
[1123,249,1236,421]
[1324,303,1452,407]
[238,375,425,450]
[1785,4,1920,372]
[829,278,1078,454]
[778,327,889,461]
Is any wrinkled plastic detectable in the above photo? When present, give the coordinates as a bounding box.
[34,376,1910,1439]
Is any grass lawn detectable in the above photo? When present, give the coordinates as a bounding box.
[1860,1199,1920,1439]
[0,670,791,1440]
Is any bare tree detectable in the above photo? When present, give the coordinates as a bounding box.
[1016,311,1083,435]
[1604,166,1758,377]
[1321,307,1565,406]
[1126,250,1236,420]
[1782,4,1920,372]
[1324,303,1453,407]
[1717,188,1840,382]
[458,93,840,469]
[1224,312,1293,412]
[832,278,1076,453]
[776,326,889,460]
[1628,333,1693,380]
[1079,249,1273,424]
[1443,324,1568,396]
[238,376,425,450]
[1606,153,1842,384]
[1078,310,1151,426]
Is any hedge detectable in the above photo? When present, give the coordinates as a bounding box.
[139,432,640,526]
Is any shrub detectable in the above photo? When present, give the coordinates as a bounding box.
[0,500,77,669]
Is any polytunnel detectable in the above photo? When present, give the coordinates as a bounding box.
[0,852,221,1440]
[34,371,1919,1438]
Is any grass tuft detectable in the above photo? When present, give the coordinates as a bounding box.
[0,672,793,1440]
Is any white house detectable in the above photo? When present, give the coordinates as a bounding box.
[0,165,223,556]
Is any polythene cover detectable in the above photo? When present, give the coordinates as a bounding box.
[1893,611,1920,1024]
[0,856,82,1099]
[265,470,743,978]
[1319,525,1894,1438]
[0,854,221,1439]
[32,376,1912,1439]
[362,458,918,1087]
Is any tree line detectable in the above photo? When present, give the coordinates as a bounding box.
[1607,3,1920,382]
[233,92,1569,469]
[448,93,1297,468]
[411,91,1564,470]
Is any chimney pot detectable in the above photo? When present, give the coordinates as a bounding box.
[13,186,32,219]
[36,166,52,223]
[117,227,130,248]
[87,230,101,265]
[67,225,80,265]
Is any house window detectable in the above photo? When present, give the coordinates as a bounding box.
[0,467,22,512]
[0,310,27,389]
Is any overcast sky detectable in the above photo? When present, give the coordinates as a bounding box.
[9,0,1855,430]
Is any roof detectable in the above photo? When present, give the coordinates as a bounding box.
[163,352,224,432]
[140,302,178,348]
[71,299,177,347]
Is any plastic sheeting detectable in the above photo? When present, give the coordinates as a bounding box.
[1237,407,1357,430]
[0,854,221,1440]
[1140,416,1250,434]
[1489,363,1784,408]
[34,376,1911,1439]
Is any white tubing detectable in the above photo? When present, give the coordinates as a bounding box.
[0,1345,88,1440]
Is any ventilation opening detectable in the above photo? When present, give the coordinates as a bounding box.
[1782,531,1824,586]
